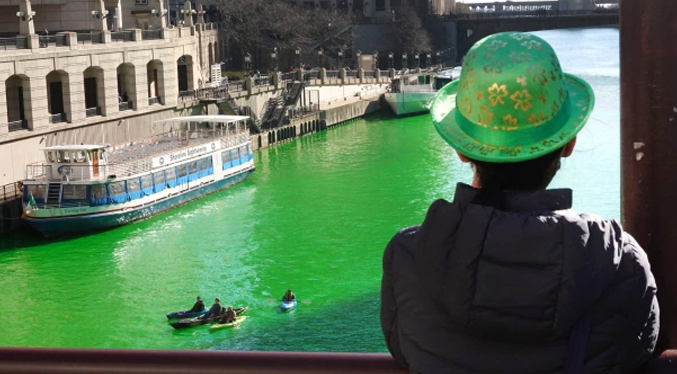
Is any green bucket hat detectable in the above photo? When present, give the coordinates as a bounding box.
[431,32,595,162]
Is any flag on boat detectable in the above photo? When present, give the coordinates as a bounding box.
[28,192,37,210]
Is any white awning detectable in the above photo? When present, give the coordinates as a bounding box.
[154,115,250,125]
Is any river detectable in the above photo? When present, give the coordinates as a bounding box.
[0,26,620,352]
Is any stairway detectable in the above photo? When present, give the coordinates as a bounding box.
[47,183,61,206]
[284,82,305,106]
[260,97,286,130]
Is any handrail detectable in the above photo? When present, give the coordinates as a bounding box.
[0,347,673,373]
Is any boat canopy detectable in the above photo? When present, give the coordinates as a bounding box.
[41,144,106,151]
[154,115,249,125]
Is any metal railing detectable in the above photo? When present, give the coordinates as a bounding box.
[76,32,103,44]
[141,29,162,40]
[25,165,51,180]
[346,70,358,77]
[443,8,619,20]
[49,113,66,124]
[281,72,295,83]
[0,182,22,202]
[326,71,339,79]
[380,70,391,77]
[111,31,133,42]
[253,76,271,86]
[85,107,101,117]
[0,36,27,50]
[8,119,28,132]
[118,102,132,111]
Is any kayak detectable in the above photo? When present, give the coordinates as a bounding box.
[209,316,247,331]
[170,306,248,329]
[166,309,208,320]
[280,300,297,312]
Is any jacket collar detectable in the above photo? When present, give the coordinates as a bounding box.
[452,183,573,212]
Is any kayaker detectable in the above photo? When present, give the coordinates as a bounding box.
[201,297,222,319]
[380,31,658,373]
[188,296,204,313]
[219,306,237,324]
[282,289,296,302]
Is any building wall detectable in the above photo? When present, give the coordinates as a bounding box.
[0,24,222,185]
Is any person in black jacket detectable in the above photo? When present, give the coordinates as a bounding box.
[188,296,204,313]
[380,32,658,374]
[201,297,222,319]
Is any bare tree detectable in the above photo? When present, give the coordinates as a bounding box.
[393,2,432,53]
[210,0,351,63]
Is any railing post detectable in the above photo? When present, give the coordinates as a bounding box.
[620,0,677,351]
[26,34,39,50]
[320,68,327,85]
[358,68,364,83]
[296,68,304,82]
[100,30,111,44]
[389,68,396,78]
[375,68,381,83]
[274,72,281,90]
[340,68,346,85]
[245,77,254,95]
[130,29,142,41]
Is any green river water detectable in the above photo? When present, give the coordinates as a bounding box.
[0,27,620,352]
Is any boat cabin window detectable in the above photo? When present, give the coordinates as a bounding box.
[56,151,71,163]
[90,184,107,200]
[46,151,55,163]
[27,184,45,199]
[75,151,87,163]
[62,185,87,200]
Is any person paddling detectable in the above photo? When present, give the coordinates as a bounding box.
[188,296,204,313]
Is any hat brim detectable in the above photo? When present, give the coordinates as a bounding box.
[431,73,595,163]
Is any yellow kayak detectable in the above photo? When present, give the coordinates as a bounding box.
[209,316,247,331]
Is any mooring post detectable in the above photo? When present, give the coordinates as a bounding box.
[620,0,677,351]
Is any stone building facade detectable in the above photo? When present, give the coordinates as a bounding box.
[0,0,224,186]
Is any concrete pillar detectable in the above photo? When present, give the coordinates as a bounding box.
[150,0,167,29]
[100,30,111,43]
[133,64,148,111]
[60,31,77,49]
[26,34,39,50]
[197,4,206,24]
[130,29,142,41]
[320,68,326,85]
[389,68,396,78]
[245,77,253,95]
[182,1,194,27]
[296,68,304,82]
[93,0,108,31]
[102,69,117,116]
[18,0,35,36]
[67,73,85,123]
[274,72,281,89]
[375,68,381,82]
[340,68,346,85]
[114,0,123,31]
[358,68,364,83]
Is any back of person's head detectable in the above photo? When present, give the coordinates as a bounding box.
[215,297,220,303]
[430,32,595,192]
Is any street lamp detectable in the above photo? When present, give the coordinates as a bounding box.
[295,47,302,69]
[414,53,420,69]
[338,48,344,69]
[16,10,36,21]
[150,9,166,17]
[426,53,431,68]
[388,51,394,70]
[402,52,408,69]
[355,50,361,69]
[435,51,440,66]
[244,52,252,72]
[373,51,378,71]
[92,9,109,19]
[270,47,278,72]
[317,49,324,69]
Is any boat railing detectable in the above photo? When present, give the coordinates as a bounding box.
[0,181,22,201]
[25,165,52,181]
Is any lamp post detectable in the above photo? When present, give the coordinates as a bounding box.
[16,10,36,21]
[373,51,378,71]
[426,53,432,68]
[338,48,344,69]
[295,47,302,69]
[271,47,278,72]
[355,50,361,69]
[414,53,420,69]
[388,51,394,70]
[180,8,196,27]
[402,52,408,69]
[435,51,440,66]
[244,52,252,73]
[317,49,324,69]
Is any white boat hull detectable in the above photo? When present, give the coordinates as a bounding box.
[384,91,437,116]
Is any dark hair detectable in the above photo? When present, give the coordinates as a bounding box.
[470,146,565,192]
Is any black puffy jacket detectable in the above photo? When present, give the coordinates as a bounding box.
[380,183,658,374]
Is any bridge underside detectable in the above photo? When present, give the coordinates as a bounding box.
[456,14,618,60]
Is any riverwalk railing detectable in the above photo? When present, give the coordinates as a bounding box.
[0,36,27,50]
[440,8,619,21]
[142,29,162,40]
[0,347,673,374]
[0,182,22,202]
[111,31,133,42]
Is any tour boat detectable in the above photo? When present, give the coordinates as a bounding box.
[21,115,255,237]
[384,67,462,116]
